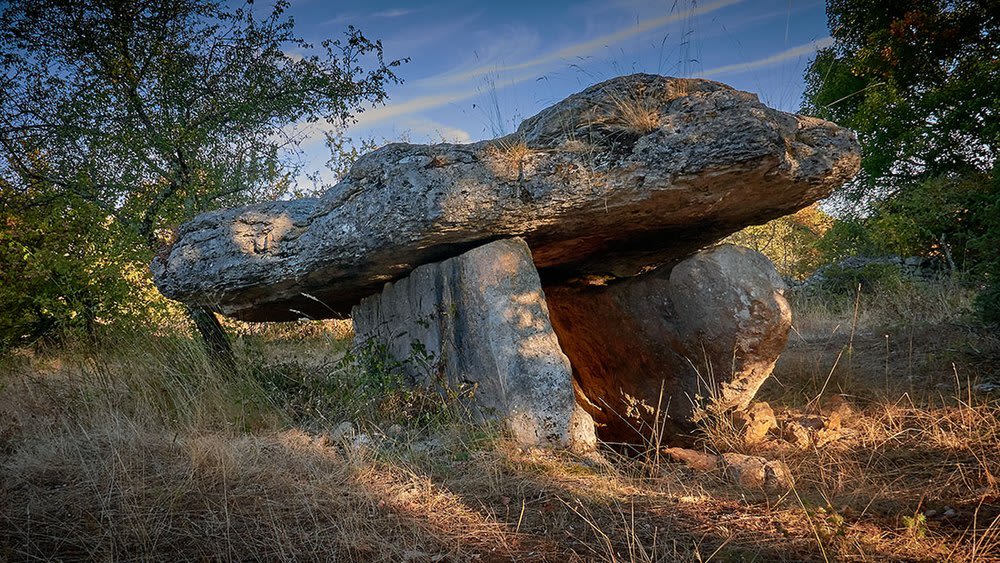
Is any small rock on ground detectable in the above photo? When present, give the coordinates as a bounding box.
[973,383,1000,394]
[329,421,356,442]
[733,401,777,444]
[663,448,793,490]
[721,453,793,490]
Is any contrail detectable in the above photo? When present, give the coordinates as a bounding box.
[437,0,745,85]
[700,36,833,77]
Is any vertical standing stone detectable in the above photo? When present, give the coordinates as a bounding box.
[352,238,596,451]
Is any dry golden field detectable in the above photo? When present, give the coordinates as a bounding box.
[1,280,998,562]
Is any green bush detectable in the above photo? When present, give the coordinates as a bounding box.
[0,185,172,350]
[819,262,906,296]
[975,280,1000,325]
[813,171,1000,323]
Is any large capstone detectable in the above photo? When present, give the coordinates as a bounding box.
[152,74,859,321]
[351,238,596,451]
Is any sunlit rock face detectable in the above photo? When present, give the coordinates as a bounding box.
[545,245,792,445]
[351,238,597,451]
[151,73,859,321]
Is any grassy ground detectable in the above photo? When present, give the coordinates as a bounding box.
[1,280,998,562]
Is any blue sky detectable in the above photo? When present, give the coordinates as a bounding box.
[282,0,832,184]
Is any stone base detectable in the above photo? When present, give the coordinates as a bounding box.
[351,238,597,451]
[545,244,791,445]
[353,240,790,450]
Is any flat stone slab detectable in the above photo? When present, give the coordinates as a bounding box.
[151,74,859,321]
[351,238,596,450]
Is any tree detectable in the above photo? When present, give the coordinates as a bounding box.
[2,175,117,348]
[0,0,406,354]
[725,204,833,280]
[802,0,1000,321]
[803,0,999,189]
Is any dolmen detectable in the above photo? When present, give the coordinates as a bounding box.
[152,74,860,452]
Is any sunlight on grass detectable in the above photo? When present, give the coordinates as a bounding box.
[1,281,998,561]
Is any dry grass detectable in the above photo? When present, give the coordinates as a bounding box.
[606,92,662,135]
[485,136,532,182]
[1,280,999,561]
[596,80,692,135]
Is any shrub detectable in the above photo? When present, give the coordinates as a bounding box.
[976,280,1000,325]
[819,262,905,295]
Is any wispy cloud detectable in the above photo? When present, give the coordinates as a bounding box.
[351,91,475,128]
[398,117,472,143]
[700,36,833,77]
[350,70,543,130]
[437,0,744,85]
[378,12,484,54]
[372,8,415,18]
[698,0,824,40]
[322,8,417,26]
[361,0,744,131]
[321,13,352,26]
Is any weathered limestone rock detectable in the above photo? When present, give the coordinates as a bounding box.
[662,448,793,490]
[721,453,793,490]
[351,238,596,451]
[662,447,720,471]
[780,396,855,449]
[152,74,859,321]
[733,401,778,444]
[544,244,791,444]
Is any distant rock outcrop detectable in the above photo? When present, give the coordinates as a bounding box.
[790,255,949,292]
[151,74,860,447]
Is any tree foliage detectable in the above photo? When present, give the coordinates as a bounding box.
[0,0,404,245]
[803,0,999,188]
[0,0,405,348]
[725,205,833,280]
[803,0,1000,321]
[2,178,124,347]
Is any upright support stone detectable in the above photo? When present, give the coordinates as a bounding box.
[351,238,597,451]
[545,244,791,445]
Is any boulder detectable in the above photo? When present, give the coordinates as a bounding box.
[151,74,859,321]
[721,453,793,490]
[544,245,791,444]
[351,238,596,451]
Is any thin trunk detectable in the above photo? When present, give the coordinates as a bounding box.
[137,175,236,368]
[939,232,957,272]
[186,304,235,368]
